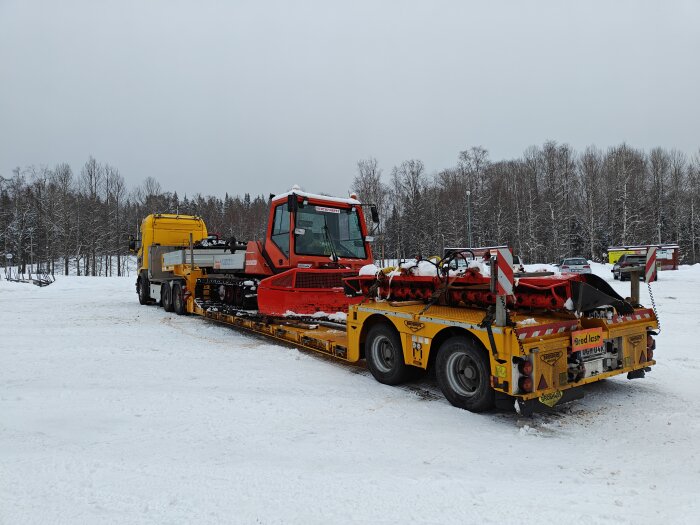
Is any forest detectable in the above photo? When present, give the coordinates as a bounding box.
[1,141,699,276]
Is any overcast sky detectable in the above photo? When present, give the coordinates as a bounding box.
[1,0,698,199]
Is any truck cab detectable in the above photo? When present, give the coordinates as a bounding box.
[130,214,208,305]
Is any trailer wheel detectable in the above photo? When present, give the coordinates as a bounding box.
[365,323,412,385]
[138,275,150,305]
[172,282,186,315]
[436,336,494,412]
[161,282,174,312]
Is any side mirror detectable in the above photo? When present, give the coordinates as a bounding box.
[128,235,136,253]
[370,205,379,223]
[287,194,298,213]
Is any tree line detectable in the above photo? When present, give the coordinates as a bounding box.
[354,142,700,265]
[2,142,699,276]
[0,157,268,275]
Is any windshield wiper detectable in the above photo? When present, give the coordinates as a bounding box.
[323,215,340,265]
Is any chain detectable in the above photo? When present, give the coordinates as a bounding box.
[501,295,527,356]
[647,281,661,334]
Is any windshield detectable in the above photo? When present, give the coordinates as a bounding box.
[294,205,367,259]
[564,258,587,265]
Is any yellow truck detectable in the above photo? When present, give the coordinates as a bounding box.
[130,200,658,415]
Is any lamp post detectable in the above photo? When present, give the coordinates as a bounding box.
[466,189,473,248]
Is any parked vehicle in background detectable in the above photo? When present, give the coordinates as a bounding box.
[513,255,525,273]
[612,254,646,280]
[559,257,591,274]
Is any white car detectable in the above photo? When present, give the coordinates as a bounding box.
[559,257,592,274]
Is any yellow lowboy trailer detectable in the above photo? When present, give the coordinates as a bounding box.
[132,213,658,415]
[191,294,657,415]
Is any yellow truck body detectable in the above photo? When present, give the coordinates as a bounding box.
[136,214,207,272]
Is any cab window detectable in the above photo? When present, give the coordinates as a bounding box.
[270,205,290,257]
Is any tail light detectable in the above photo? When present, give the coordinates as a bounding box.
[516,356,534,393]
[518,360,533,375]
[647,333,656,360]
[562,265,569,270]
[518,376,533,393]
[584,265,590,268]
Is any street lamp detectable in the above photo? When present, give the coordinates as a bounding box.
[466,189,473,248]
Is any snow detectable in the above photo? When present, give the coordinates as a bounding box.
[359,263,379,276]
[518,317,538,326]
[283,310,347,323]
[2,263,700,523]
[273,188,361,206]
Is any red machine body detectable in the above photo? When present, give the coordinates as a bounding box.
[352,266,632,315]
[257,268,364,317]
[240,189,375,316]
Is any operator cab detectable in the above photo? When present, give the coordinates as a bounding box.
[263,189,375,272]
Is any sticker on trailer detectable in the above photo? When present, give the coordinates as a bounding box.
[315,206,341,214]
[539,390,563,407]
[571,327,603,352]
[540,351,563,366]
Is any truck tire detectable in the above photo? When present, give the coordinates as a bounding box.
[436,336,494,412]
[365,323,412,385]
[172,282,186,315]
[161,282,174,312]
[138,275,150,305]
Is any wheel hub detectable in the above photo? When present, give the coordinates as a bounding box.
[446,352,479,397]
[371,335,396,373]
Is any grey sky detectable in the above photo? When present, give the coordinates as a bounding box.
[1,0,698,199]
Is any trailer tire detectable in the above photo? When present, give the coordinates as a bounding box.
[436,336,494,412]
[161,282,174,312]
[138,275,150,305]
[365,323,412,385]
[172,282,186,315]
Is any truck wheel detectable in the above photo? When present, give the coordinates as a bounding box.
[138,276,150,305]
[436,336,494,412]
[365,323,412,385]
[172,282,186,315]
[161,282,174,312]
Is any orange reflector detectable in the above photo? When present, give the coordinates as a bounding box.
[537,374,548,390]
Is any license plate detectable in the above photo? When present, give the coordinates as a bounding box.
[580,345,606,361]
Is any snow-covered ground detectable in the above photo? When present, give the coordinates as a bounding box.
[1,263,699,524]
